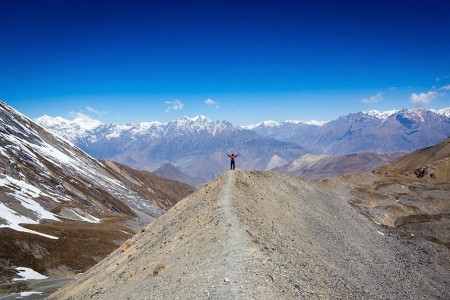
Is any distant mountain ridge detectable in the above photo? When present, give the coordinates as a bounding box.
[248,108,450,154]
[154,163,207,188]
[36,107,450,180]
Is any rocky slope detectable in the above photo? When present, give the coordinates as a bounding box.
[0,101,193,295]
[273,152,404,179]
[103,161,194,210]
[49,169,449,300]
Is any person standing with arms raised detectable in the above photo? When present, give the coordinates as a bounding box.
[227,153,239,170]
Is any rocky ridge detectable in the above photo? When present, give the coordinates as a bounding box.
[49,169,449,299]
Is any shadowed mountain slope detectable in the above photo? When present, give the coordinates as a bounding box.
[50,170,449,300]
[153,162,206,188]
[103,161,195,210]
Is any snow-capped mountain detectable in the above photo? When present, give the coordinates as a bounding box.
[248,108,450,155]
[36,113,103,141]
[36,114,233,143]
[436,107,450,117]
[241,119,327,130]
[36,107,450,180]
[0,100,193,283]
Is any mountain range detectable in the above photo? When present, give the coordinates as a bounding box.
[0,101,193,293]
[246,108,450,154]
[36,108,450,181]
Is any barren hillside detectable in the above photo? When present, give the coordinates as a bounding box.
[50,170,450,300]
[376,137,450,182]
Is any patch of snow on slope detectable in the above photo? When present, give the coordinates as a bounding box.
[0,203,59,239]
[0,175,59,238]
[34,143,74,165]
[0,175,56,206]
[0,145,8,157]
[13,267,48,281]
[13,291,44,298]
[10,192,59,221]
[70,209,100,223]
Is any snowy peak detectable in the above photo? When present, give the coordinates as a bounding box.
[363,110,398,120]
[242,119,327,130]
[36,114,103,130]
[35,115,72,127]
[72,114,103,130]
[168,115,213,128]
[436,107,450,117]
[36,114,235,143]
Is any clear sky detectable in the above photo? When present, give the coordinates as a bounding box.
[1,0,450,125]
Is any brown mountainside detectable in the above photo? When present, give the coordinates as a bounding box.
[103,161,195,210]
[376,137,450,182]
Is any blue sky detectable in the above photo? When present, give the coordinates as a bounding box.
[1,0,450,125]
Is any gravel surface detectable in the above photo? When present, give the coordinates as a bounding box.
[48,170,450,299]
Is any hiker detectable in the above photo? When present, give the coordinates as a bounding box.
[227,153,239,170]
